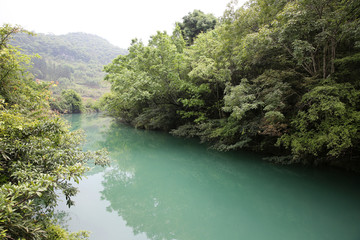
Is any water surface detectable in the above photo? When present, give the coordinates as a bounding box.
[57,113,360,240]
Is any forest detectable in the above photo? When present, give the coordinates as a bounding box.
[0,0,360,239]
[102,0,360,168]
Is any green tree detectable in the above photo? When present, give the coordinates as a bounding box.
[177,10,218,45]
[50,89,84,114]
[61,89,83,113]
[278,80,360,163]
[104,0,360,168]
[177,28,230,123]
[104,31,187,130]
[0,24,109,239]
[0,24,40,107]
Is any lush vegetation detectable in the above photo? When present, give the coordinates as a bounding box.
[0,1,358,238]
[102,2,360,168]
[0,24,109,239]
[50,89,83,114]
[177,10,218,45]
[11,32,127,100]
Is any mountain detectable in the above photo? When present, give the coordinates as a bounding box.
[11,32,127,99]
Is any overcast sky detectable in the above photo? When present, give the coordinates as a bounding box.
[0,0,247,49]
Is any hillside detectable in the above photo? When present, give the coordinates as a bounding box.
[11,32,127,99]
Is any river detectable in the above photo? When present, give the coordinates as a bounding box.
[56,113,360,240]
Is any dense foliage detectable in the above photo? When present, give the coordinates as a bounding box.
[11,32,127,99]
[177,10,218,45]
[0,24,109,239]
[103,0,360,168]
[50,89,84,114]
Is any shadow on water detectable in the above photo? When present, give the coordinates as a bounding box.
[63,114,360,240]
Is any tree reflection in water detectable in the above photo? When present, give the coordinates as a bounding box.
[95,120,360,240]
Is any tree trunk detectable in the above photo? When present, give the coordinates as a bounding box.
[331,38,336,74]
[323,44,327,79]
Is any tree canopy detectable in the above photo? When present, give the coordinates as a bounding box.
[103,0,360,168]
[177,10,218,45]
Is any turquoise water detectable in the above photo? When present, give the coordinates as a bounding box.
[57,113,360,240]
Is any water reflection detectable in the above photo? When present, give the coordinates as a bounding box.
[60,114,360,240]
[94,120,360,240]
[63,113,111,176]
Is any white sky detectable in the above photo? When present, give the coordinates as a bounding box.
[0,0,247,49]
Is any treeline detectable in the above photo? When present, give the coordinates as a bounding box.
[102,0,360,167]
[11,32,127,99]
[0,25,108,239]
[50,88,102,114]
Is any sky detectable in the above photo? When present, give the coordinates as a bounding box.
[0,0,247,49]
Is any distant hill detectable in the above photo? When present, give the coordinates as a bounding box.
[11,32,128,99]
